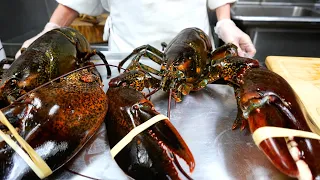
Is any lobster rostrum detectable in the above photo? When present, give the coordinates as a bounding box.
[117,27,320,179]
[0,27,111,108]
[0,27,110,179]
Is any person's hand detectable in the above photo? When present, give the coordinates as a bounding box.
[214,19,256,58]
[15,22,60,59]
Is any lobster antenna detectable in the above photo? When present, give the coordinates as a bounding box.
[145,87,160,99]
[95,51,112,79]
[167,90,192,180]
[167,89,173,119]
[14,64,121,102]
[147,88,152,101]
[65,168,101,180]
[117,51,135,73]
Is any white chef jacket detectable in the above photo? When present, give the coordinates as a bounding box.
[57,0,236,52]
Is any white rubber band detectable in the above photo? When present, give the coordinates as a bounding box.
[110,114,169,158]
[0,111,52,179]
[252,126,320,146]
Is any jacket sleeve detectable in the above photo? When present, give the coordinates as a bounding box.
[56,0,107,16]
[208,0,237,10]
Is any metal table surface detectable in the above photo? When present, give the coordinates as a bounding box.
[49,52,293,180]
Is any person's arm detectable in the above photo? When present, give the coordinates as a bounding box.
[215,3,231,21]
[212,2,256,58]
[15,4,79,58]
[49,4,79,27]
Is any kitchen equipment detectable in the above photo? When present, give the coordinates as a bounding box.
[266,56,320,130]
[231,4,320,65]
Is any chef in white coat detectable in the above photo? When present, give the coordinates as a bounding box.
[16,0,256,58]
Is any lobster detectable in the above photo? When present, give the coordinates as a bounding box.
[0,27,111,108]
[106,81,195,180]
[0,68,108,179]
[117,27,320,179]
[0,27,109,179]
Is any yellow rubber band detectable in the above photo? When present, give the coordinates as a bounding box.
[0,111,52,179]
[110,114,169,158]
[252,126,320,146]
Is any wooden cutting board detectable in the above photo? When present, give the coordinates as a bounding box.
[70,14,108,44]
[265,56,320,130]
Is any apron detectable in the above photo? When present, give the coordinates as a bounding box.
[103,0,214,52]
[57,0,237,52]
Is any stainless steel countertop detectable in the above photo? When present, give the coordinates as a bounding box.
[48,52,293,180]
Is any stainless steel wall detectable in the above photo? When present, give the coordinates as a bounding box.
[0,0,58,43]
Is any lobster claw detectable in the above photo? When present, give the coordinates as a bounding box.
[136,98,195,171]
[106,86,195,179]
[0,69,108,179]
[246,103,299,177]
[234,67,320,179]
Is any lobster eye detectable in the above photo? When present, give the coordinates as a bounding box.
[176,70,185,79]
[10,79,17,86]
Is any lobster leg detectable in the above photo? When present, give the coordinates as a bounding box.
[186,44,241,92]
[109,70,161,91]
[118,45,164,72]
[232,87,247,130]
[209,43,238,61]
[126,50,164,76]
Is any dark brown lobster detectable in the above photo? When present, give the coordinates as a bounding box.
[106,85,195,179]
[0,68,108,179]
[117,27,320,179]
[0,27,111,108]
[0,27,109,179]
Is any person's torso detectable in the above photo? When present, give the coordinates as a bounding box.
[104,0,212,52]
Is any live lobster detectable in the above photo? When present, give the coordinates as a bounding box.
[0,27,196,180]
[0,26,318,180]
[114,27,320,179]
[0,27,110,179]
[0,27,111,108]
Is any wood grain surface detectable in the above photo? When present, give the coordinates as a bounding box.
[266,56,320,131]
[70,14,108,44]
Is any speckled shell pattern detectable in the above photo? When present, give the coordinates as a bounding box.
[0,69,108,179]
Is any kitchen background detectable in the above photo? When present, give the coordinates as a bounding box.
[0,0,319,65]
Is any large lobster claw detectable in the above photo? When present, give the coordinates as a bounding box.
[106,86,195,180]
[233,67,320,179]
[0,69,108,179]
